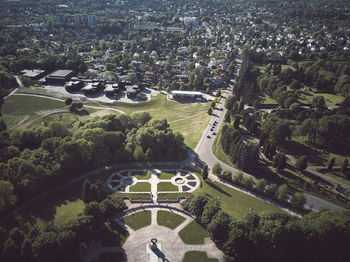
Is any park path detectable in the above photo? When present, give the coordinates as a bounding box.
[120,206,223,262]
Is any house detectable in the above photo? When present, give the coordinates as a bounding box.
[65,81,84,92]
[45,70,76,85]
[81,82,104,95]
[104,84,119,97]
[20,69,46,80]
[125,85,139,98]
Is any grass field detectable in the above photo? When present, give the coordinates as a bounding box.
[157,182,179,192]
[178,220,209,244]
[2,115,27,129]
[31,184,85,227]
[123,210,151,230]
[3,95,66,115]
[182,251,218,262]
[158,171,177,179]
[129,182,151,192]
[90,94,211,149]
[157,210,186,230]
[193,175,286,218]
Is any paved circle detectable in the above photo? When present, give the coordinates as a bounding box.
[121,208,223,262]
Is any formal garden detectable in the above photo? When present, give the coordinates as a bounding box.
[107,169,200,200]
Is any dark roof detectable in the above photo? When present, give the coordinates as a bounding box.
[49,69,74,78]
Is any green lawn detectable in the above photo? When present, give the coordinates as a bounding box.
[193,175,286,218]
[157,182,179,192]
[2,115,27,129]
[2,95,66,115]
[182,251,218,262]
[158,171,177,179]
[132,171,152,180]
[32,186,85,227]
[157,192,190,200]
[123,210,151,230]
[43,112,79,127]
[129,182,151,192]
[157,210,186,230]
[53,199,85,226]
[179,220,209,244]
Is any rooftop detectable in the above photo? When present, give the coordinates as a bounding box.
[21,69,45,78]
[49,69,74,78]
[171,90,202,95]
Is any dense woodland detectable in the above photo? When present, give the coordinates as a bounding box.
[0,113,185,213]
[183,195,350,262]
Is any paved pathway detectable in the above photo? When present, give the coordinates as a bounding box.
[120,207,223,262]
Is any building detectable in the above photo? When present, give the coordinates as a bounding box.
[81,82,104,95]
[65,81,84,92]
[171,90,203,101]
[125,85,139,98]
[184,17,198,27]
[74,14,84,25]
[56,14,64,23]
[104,84,119,97]
[20,69,46,80]
[45,70,76,85]
[87,15,97,27]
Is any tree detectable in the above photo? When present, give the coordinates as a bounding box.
[64,98,72,106]
[211,101,216,108]
[233,115,241,129]
[133,145,144,161]
[296,156,308,172]
[0,180,17,212]
[328,158,335,171]
[188,195,208,218]
[225,96,236,110]
[232,172,244,185]
[255,179,266,194]
[277,184,288,202]
[290,192,306,209]
[312,95,326,109]
[202,165,208,180]
[208,107,213,115]
[212,163,222,176]
[341,158,348,174]
[201,199,220,226]
[243,176,254,190]
[266,183,278,198]
[207,211,231,243]
[81,179,92,203]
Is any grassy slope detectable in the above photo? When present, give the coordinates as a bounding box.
[91,94,211,149]
[194,175,286,218]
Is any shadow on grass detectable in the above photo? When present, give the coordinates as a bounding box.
[206,180,231,197]
[29,186,81,223]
